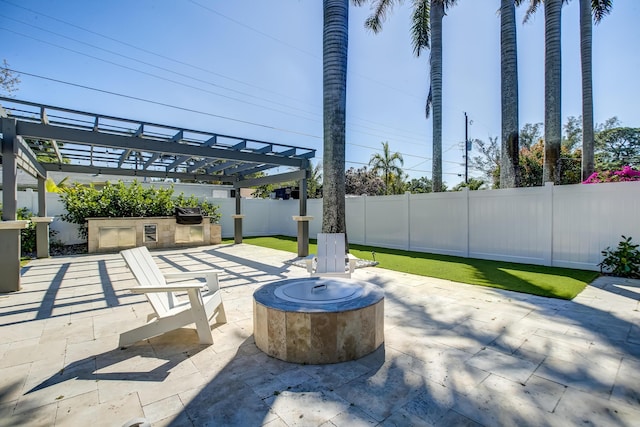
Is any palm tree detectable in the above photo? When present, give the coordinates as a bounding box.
[580,0,611,180]
[521,0,562,183]
[524,0,612,183]
[500,0,520,188]
[322,0,349,234]
[354,0,458,192]
[542,0,563,184]
[429,0,445,192]
[369,141,404,195]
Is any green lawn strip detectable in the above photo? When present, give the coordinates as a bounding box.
[230,235,599,300]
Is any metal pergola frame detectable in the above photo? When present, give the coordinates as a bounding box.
[0,97,316,292]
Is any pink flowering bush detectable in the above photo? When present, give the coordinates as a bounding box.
[583,166,640,184]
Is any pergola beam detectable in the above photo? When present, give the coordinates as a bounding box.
[143,152,162,169]
[187,158,215,173]
[118,149,132,167]
[207,161,239,174]
[16,122,306,168]
[16,136,47,179]
[0,97,317,293]
[236,169,307,188]
[166,155,191,170]
[42,163,235,184]
[40,108,64,164]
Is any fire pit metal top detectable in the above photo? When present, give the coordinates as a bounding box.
[254,277,384,313]
[273,277,364,304]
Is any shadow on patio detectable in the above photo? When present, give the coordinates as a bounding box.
[1,244,639,426]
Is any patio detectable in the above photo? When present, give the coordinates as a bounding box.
[1,243,639,426]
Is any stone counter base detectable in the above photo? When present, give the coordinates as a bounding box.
[87,217,221,253]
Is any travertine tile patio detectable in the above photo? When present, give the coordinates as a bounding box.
[1,243,639,426]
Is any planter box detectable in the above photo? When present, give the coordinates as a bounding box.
[87,217,219,253]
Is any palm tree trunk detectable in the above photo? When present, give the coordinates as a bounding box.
[322,0,348,234]
[580,0,595,181]
[430,0,444,192]
[500,0,519,188]
[543,0,562,184]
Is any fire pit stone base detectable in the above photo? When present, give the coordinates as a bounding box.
[253,278,384,364]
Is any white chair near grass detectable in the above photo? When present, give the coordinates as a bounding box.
[119,246,227,347]
[305,233,357,278]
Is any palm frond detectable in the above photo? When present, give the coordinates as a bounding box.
[411,0,430,55]
[592,0,612,24]
[439,0,460,15]
[425,86,432,119]
[363,0,399,33]
[522,0,542,24]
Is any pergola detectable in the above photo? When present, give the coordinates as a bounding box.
[0,97,316,292]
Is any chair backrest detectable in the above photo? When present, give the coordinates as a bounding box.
[316,233,347,274]
[120,246,175,316]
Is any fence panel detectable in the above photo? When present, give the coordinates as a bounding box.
[7,181,640,271]
[409,191,468,257]
[362,194,409,249]
[345,197,366,245]
[552,181,640,270]
[469,186,550,265]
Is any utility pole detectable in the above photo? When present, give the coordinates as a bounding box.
[464,112,469,184]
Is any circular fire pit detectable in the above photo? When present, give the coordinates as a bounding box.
[253,277,384,364]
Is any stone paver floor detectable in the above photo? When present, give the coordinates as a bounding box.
[1,243,639,426]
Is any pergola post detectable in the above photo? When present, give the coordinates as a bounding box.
[232,186,244,244]
[293,177,312,257]
[34,176,53,258]
[1,118,25,292]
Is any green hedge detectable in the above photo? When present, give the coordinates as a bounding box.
[59,181,220,239]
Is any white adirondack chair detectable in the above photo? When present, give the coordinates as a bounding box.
[119,246,227,347]
[305,233,357,278]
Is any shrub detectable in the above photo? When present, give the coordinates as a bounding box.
[583,166,640,184]
[17,207,37,254]
[59,181,220,239]
[598,235,640,278]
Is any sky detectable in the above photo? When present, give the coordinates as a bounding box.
[1,0,639,186]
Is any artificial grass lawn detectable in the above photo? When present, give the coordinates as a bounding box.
[229,235,600,300]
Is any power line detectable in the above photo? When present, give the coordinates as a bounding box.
[0,16,324,116]
[6,68,322,139]
[7,67,461,176]
[1,26,434,149]
[1,0,432,144]
[0,0,289,99]
[188,0,318,59]
[0,27,326,125]
[2,0,469,179]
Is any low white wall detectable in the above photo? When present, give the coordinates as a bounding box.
[5,181,640,271]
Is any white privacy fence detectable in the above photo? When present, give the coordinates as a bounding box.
[7,181,640,271]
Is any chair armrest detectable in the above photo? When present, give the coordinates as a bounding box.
[163,270,221,279]
[129,284,207,293]
[346,254,358,273]
[304,254,316,273]
[164,270,221,291]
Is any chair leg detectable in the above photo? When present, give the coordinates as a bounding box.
[187,289,214,345]
[215,304,227,324]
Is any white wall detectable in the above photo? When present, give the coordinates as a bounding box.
[5,181,640,271]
